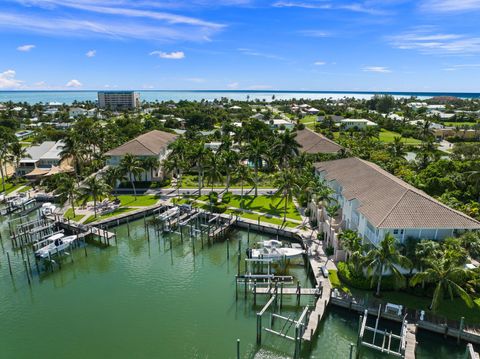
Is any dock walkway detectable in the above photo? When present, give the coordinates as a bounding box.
[405,324,417,359]
[302,280,331,341]
[254,287,320,296]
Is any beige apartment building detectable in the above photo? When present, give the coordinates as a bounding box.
[98,91,140,110]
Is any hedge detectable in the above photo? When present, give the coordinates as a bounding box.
[337,261,403,291]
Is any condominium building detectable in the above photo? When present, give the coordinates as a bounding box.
[97,91,140,110]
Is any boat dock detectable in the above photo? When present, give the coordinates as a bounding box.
[302,279,331,342]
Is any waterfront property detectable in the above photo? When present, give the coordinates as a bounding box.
[97,91,140,110]
[105,130,178,181]
[16,141,67,177]
[295,128,344,154]
[312,157,480,252]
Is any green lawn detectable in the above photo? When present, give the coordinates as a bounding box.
[64,208,85,222]
[177,173,276,189]
[117,195,158,207]
[300,115,317,129]
[84,207,136,224]
[0,179,28,195]
[330,269,480,324]
[17,186,32,193]
[379,129,422,145]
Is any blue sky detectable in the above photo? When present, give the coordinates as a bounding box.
[0,0,479,92]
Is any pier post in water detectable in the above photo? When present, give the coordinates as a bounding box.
[6,251,12,275]
[236,339,240,359]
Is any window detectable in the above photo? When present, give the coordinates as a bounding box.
[393,229,398,235]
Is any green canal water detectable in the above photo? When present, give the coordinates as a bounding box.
[0,215,471,358]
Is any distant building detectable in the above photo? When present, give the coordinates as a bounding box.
[339,119,377,130]
[98,91,140,110]
[271,119,295,130]
[17,141,65,176]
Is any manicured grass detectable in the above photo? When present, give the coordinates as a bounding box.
[177,173,276,189]
[379,129,422,145]
[0,180,28,194]
[117,195,158,207]
[300,115,317,129]
[17,186,32,193]
[64,208,85,222]
[329,270,352,295]
[84,207,136,224]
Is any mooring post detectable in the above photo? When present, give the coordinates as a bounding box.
[254,281,257,305]
[247,223,250,245]
[349,343,354,359]
[235,276,238,301]
[227,239,230,259]
[280,282,284,310]
[6,251,12,275]
[236,339,240,359]
[23,259,31,285]
[458,316,465,343]
[297,281,301,306]
[237,253,241,276]
[256,313,262,345]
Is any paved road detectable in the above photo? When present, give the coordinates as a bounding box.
[438,139,453,153]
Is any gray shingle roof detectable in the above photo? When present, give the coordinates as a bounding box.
[296,128,343,154]
[315,157,480,229]
[105,130,178,157]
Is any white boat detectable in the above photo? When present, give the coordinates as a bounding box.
[35,234,76,259]
[41,202,56,216]
[249,239,305,260]
[157,207,180,221]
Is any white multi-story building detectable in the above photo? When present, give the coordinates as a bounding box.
[98,91,140,110]
[312,158,480,254]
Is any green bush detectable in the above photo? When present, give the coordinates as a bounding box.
[222,191,232,204]
[337,261,400,291]
[325,245,334,256]
[211,204,227,213]
[208,191,219,204]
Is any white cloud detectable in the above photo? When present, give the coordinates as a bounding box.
[227,82,239,89]
[65,79,82,88]
[238,48,284,60]
[185,77,205,83]
[17,44,35,52]
[421,0,480,12]
[149,50,185,59]
[314,61,326,65]
[362,66,391,73]
[299,30,330,38]
[272,1,389,15]
[442,63,480,71]
[389,28,480,55]
[86,49,96,57]
[0,69,23,89]
[0,11,221,42]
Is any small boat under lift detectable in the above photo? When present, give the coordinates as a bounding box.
[35,233,77,259]
[248,239,305,260]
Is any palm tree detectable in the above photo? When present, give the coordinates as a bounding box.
[0,127,16,192]
[363,233,412,296]
[221,150,239,192]
[7,142,30,183]
[273,129,300,169]
[142,157,160,181]
[192,144,211,196]
[79,176,111,218]
[234,164,253,209]
[57,174,80,217]
[339,229,364,271]
[120,153,144,200]
[60,134,81,178]
[410,255,474,312]
[274,168,298,222]
[204,152,224,191]
[244,138,267,196]
[388,136,406,160]
[103,166,125,200]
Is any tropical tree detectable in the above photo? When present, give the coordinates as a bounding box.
[234,164,253,209]
[410,255,474,312]
[79,176,111,218]
[388,136,406,160]
[339,229,364,271]
[273,129,300,169]
[204,152,224,191]
[244,138,267,196]
[8,142,30,183]
[363,233,412,296]
[274,168,298,222]
[102,166,125,201]
[142,157,160,181]
[120,153,144,200]
[0,127,16,192]
[192,144,211,196]
[221,150,239,191]
[57,174,80,217]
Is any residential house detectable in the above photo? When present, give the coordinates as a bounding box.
[17,141,65,177]
[312,157,480,257]
[339,119,377,130]
[69,107,88,118]
[295,128,343,154]
[317,115,344,123]
[271,119,295,130]
[104,130,178,182]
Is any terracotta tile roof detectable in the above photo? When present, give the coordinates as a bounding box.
[315,157,480,229]
[296,128,343,154]
[105,130,178,157]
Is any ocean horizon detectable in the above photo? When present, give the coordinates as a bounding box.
[1,89,479,104]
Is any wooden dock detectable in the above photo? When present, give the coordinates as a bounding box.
[302,279,331,341]
[254,287,320,296]
[405,324,417,359]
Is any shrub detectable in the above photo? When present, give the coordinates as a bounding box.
[325,245,334,256]
[208,191,218,204]
[337,261,400,291]
[222,191,232,204]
